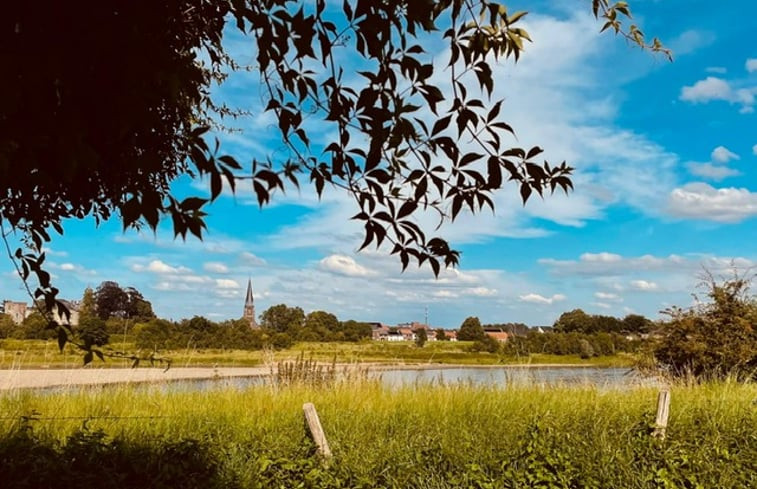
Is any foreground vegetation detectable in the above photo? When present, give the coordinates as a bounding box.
[0,338,635,369]
[0,380,754,488]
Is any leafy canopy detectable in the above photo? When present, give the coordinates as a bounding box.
[653,271,757,380]
[0,1,667,361]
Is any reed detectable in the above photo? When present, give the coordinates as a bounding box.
[0,379,754,488]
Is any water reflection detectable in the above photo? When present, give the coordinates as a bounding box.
[375,367,642,388]
[146,366,648,392]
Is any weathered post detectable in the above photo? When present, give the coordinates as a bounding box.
[303,402,332,459]
[653,389,671,440]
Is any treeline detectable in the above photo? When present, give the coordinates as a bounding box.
[553,310,652,335]
[454,312,649,357]
[133,308,372,351]
[504,332,639,358]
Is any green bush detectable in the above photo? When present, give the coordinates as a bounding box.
[469,335,500,353]
[653,273,757,380]
[78,317,109,347]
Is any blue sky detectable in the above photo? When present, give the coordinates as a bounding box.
[2,0,756,328]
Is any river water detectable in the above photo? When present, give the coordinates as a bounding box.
[149,366,651,392]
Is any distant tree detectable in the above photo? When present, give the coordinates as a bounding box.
[415,328,428,348]
[78,316,109,347]
[124,287,156,321]
[303,310,339,341]
[622,314,652,335]
[133,319,178,350]
[0,313,15,339]
[435,328,447,341]
[458,317,485,341]
[470,335,501,353]
[653,272,757,380]
[94,281,129,319]
[78,287,98,322]
[260,304,305,336]
[553,309,592,333]
[578,339,595,359]
[18,311,53,340]
[94,282,154,322]
[271,332,294,350]
[338,320,372,342]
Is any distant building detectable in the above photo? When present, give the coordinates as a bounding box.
[2,300,28,324]
[370,323,390,341]
[243,279,258,329]
[2,299,79,325]
[483,327,509,342]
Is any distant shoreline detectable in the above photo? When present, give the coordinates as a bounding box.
[0,363,629,390]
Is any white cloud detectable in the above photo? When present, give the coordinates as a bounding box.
[518,293,566,305]
[50,262,97,276]
[679,77,755,112]
[318,254,376,277]
[630,280,658,291]
[540,253,685,276]
[204,262,230,274]
[746,58,757,73]
[132,259,191,275]
[680,77,732,102]
[432,290,459,298]
[239,252,266,266]
[753,144,757,156]
[711,146,740,163]
[591,302,611,309]
[41,247,68,257]
[668,183,757,222]
[580,252,622,263]
[594,292,620,301]
[464,287,498,297]
[215,279,240,289]
[686,162,740,181]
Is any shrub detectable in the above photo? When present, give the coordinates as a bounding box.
[78,317,109,347]
[653,272,757,380]
[470,335,501,353]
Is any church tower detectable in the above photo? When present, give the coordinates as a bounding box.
[243,279,258,329]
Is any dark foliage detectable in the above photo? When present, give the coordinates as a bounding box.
[504,331,637,357]
[0,0,668,361]
[77,316,109,348]
[469,334,501,353]
[95,282,154,321]
[0,424,235,489]
[458,316,485,341]
[652,273,757,380]
[554,309,652,335]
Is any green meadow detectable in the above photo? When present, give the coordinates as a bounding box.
[1,379,755,488]
[0,338,634,369]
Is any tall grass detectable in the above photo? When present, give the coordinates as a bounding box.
[1,380,755,488]
[0,338,635,369]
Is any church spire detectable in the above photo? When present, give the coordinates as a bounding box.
[243,278,257,329]
[245,278,254,306]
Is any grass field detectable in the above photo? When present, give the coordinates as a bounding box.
[0,338,635,369]
[0,379,754,488]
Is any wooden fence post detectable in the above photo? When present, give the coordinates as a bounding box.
[653,389,670,440]
[303,402,332,459]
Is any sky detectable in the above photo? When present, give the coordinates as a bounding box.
[2,0,756,328]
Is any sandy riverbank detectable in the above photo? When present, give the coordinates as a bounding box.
[0,367,270,390]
